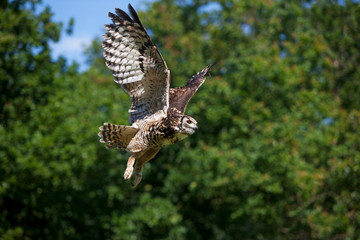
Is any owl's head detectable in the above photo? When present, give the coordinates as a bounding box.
[180,115,198,135]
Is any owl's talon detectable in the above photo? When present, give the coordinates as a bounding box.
[131,172,142,187]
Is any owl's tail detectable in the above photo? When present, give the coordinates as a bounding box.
[98,123,139,149]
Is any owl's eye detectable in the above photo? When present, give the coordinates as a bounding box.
[186,119,192,124]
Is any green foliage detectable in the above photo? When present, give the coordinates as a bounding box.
[0,0,63,125]
[1,0,360,239]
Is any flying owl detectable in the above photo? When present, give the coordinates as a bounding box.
[98,4,215,186]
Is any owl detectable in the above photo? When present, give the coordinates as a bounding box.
[98,4,215,186]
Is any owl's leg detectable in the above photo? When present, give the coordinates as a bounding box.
[123,154,136,180]
[132,148,160,187]
[124,152,144,180]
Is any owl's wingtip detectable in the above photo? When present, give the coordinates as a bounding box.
[208,62,217,69]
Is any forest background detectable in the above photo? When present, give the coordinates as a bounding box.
[1,0,360,239]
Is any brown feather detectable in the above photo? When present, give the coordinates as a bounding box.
[98,123,139,149]
[169,63,216,114]
[103,4,170,124]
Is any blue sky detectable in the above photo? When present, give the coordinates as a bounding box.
[42,0,146,71]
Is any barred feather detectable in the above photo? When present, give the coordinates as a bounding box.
[103,4,170,123]
[98,123,139,149]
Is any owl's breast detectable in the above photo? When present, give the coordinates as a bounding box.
[150,117,185,146]
[138,112,187,148]
[156,132,189,146]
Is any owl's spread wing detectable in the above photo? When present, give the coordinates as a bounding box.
[103,4,170,123]
[169,63,216,114]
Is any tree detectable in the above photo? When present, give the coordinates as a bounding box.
[0,0,62,124]
[122,1,360,239]
[1,0,359,239]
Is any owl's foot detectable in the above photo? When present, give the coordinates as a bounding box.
[131,171,142,187]
[123,167,133,180]
[124,154,135,180]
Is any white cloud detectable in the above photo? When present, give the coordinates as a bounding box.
[51,35,92,57]
[50,35,94,71]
